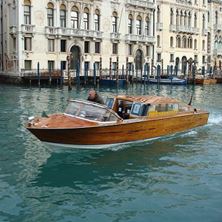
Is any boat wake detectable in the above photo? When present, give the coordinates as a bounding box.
[208,114,222,125]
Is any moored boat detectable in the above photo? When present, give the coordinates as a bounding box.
[148,77,187,85]
[26,95,209,148]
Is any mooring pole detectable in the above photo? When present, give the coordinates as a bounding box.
[37,62,40,87]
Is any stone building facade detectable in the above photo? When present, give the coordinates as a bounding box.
[0,0,155,76]
[1,0,222,77]
[156,0,209,75]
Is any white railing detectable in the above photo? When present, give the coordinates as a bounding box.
[21,24,35,33]
[125,34,155,43]
[126,0,155,9]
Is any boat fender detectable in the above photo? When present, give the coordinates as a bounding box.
[194,108,197,113]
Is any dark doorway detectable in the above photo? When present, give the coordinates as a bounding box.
[181,56,187,75]
[135,49,143,71]
[70,45,80,70]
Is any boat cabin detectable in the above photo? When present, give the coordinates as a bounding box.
[106,95,192,119]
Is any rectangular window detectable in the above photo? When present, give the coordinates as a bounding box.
[202,56,205,63]
[194,55,198,63]
[61,40,66,52]
[24,37,32,51]
[95,42,100,53]
[157,53,161,62]
[83,13,89,30]
[112,43,118,54]
[170,54,174,62]
[146,45,150,56]
[61,61,66,70]
[71,11,78,29]
[48,60,55,71]
[24,60,32,70]
[84,41,90,53]
[202,40,205,51]
[60,10,66,27]
[128,44,132,55]
[94,14,100,31]
[128,19,132,34]
[112,17,117,33]
[48,39,55,52]
[47,8,54,26]
[24,5,31,24]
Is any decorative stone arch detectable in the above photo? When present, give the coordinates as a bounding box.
[134,49,144,71]
[68,43,83,70]
[24,0,31,5]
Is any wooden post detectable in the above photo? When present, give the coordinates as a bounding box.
[99,57,102,80]
[76,60,80,86]
[116,56,119,85]
[67,55,72,91]
[93,62,96,86]
[109,57,112,79]
[37,62,40,87]
[126,57,129,84]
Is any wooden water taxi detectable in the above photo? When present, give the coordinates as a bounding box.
[26,95,209,148]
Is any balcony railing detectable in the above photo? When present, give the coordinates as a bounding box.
[21,24,35,34]
[214,24,222,31]
[125,34,155,43]
[213,48,222,55]
[169,25,199,34]
[125,0,155,9]
[45,27,103,39]
[110,32,121,40]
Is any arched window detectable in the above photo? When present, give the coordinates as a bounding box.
[157,6,160,23]
[71,6,79,29]
[188,37,192,48]
[188,12,191,27]
[215,11,218,25]
[136,15,142,35]
[83,7,89,30]
[170,36,173,47]
[112,11,118,33]
[180,10,183,26]
[145,16,149,35]
[194,13,197,28]
[194,39,197,50]
[128,14,133,34]
[47,2,54,26]
[202,14,205,30]
[184,11,187,27]
[60,4,66,27]
[94,9,100,31]
[176,35,181,48]
[176,10,179,26]
[170,8,174,25]
[182,36,187,48]
[24,0,31,24]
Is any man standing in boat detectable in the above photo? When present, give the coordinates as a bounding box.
[87,89,104,105]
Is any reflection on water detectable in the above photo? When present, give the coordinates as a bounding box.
[0,84,222,222]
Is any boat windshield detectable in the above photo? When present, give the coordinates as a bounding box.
[65,100,119,122]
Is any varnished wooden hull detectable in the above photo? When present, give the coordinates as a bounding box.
[27,112,209,146]
[195,78,217,85]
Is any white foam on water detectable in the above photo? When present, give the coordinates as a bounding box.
[208,114,222,125]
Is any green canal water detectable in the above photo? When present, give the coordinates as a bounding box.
[0,84,222,222]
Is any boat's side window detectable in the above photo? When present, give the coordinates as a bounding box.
[131,103,142,116]
[106,98,114,109]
